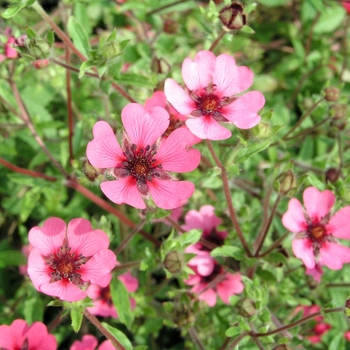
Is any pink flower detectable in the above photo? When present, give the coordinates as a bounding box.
[70,335,98,350]
[282,187,350,270]
[305,263,324,282]
[86,103,201,209]
[183,205,227,276]
[164,50,265,140]
[19,244,33,275]
[345,331,350,341]
[0,319,57,350]
[27,217,117,302]
[343,1,350,15]
[99,340,115,350]
[87,270,138,318]
[5,37,18,59]
[185,259,244,307]
[145,91,201,144]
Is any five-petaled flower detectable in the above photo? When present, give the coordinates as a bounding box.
[0,319,57,350]
[164,50,265,140]
[27,217,117,302]
[282,187,350,271]
[86,103,201,209]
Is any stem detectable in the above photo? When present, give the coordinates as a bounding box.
[47,310,65,332]
[9,78,69,177]
[0,157,57,182]
[188,327,205,350]
[65,48,74,164]
[257,232,289,258]
[113,260,141,271]
[284,97,324,139]
[227,331,250,350]
[198,272,227,296]
[114,219,147,256]
[206,140,252,257]
[83,310,126,350]
[65,178,161,246]
[209,30,226,52]
[147,0,190,15]
[254,307,344,337]
[327,283,350,288]
[254,195,281,256]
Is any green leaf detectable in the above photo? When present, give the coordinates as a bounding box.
[314,7,346,34]
[240,25,255,34]
[101,323,133,350]
[99,80,111,95]
[210,246,245,260]
[115,73,154,88]
[67,16,91,59]
[46,31,55,46]
[225,326,241,338]
[2,5,24,18]
[0,251,27,267]
[24,297,44,323]
[235,139,271,162]
[110,277,134,329]
[20,187,41,222]
[26,26,37,39]
[178,229,202,246]
[70,307,84,332]
[79,60,94,78]
[307,174,325,190]
[243,3,257,14]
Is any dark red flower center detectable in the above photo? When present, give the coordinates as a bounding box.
[200,228,225,251]
[43,241,90,286]
[202,264,222,283]
[308,224,326,241]
[98,286,113,306]
[163,116,185,137]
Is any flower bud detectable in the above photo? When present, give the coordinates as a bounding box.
[324,87,340,102]
[163,251,183,274]
[237,298,256,317]
[274,170,296,196]
[5,37,18,59]
[33,59,50,69]
[219,2,247,31]
[330,104,347,130]
[325,168,340,183]
[28,38,51,59]
[172,303,195,328]
[83,158,103,182]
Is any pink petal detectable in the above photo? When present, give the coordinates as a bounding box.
[100,177,146,209]
[326,206,350,239]
[164,79,195,115]
[29,217,66,256]
[184,272,202,285]
[188,253,215,276]
[183,205,221,234]
[86,283,101,299]
[27,322,57,350]
[67,218,110,256]
[148,179,195,209]
[5,37,18,59]
[213,54,253,96]
[40,280,86,302]
[70,335,98,350]
[222,91,264,129]
[197,288,217,307]
[144,91,167,110]
[27,248,51,290]
[305,263,324,283]
[87,121,124,168]
[282,198,307,232]
[121,103,169,147]
[319,242,350,270]
[292,239,315,269]
[80,249,117,287]
[99,340,116,350]
[303,187,335,222]
[0,320,28,350]
[87,299,117,318]
[186,116,232,140]
[155,128,201,172]
[217,273,244,304]
[181,50,216,90]
[118,272,139,292]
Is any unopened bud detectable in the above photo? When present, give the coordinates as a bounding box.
[163,251,183,274]
[274,170,296,196]
[330,103,347,130]
[83,158,103,182]
[13,35,28,48]
[324,87,340,102]
[219,2,247,31]
[172,303,195,328]
[33,59,50,69]
[103,41,120,60]
[237,298,256,317]
[163,18,178,34]
[28,38,51,59]
[325,168,340,183]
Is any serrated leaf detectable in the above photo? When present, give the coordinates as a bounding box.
[115,73,154,88]
[110,277,133,329]
[101,323,133,350]
[70,307,83,332]
[67,16,91,59]
[210,245,245,260]
[0,251,27,267]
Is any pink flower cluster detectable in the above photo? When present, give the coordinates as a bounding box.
[183,205,244,306]
[0,27,18,63]
[0,319,57,350]
[27,218,116,302]
[282,187,350,275]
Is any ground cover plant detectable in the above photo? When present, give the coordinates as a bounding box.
[0,0,350,349]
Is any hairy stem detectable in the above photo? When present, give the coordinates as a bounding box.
[209,30,226,52]
[206,140,252,257]
[188,326,205,350]
[257,232,289,258]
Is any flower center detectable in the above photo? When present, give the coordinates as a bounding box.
[99,286,113,306]
[195,93,221,116]
[308,224,326,241]
[163,116,185,137]
[43,241,90,285]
